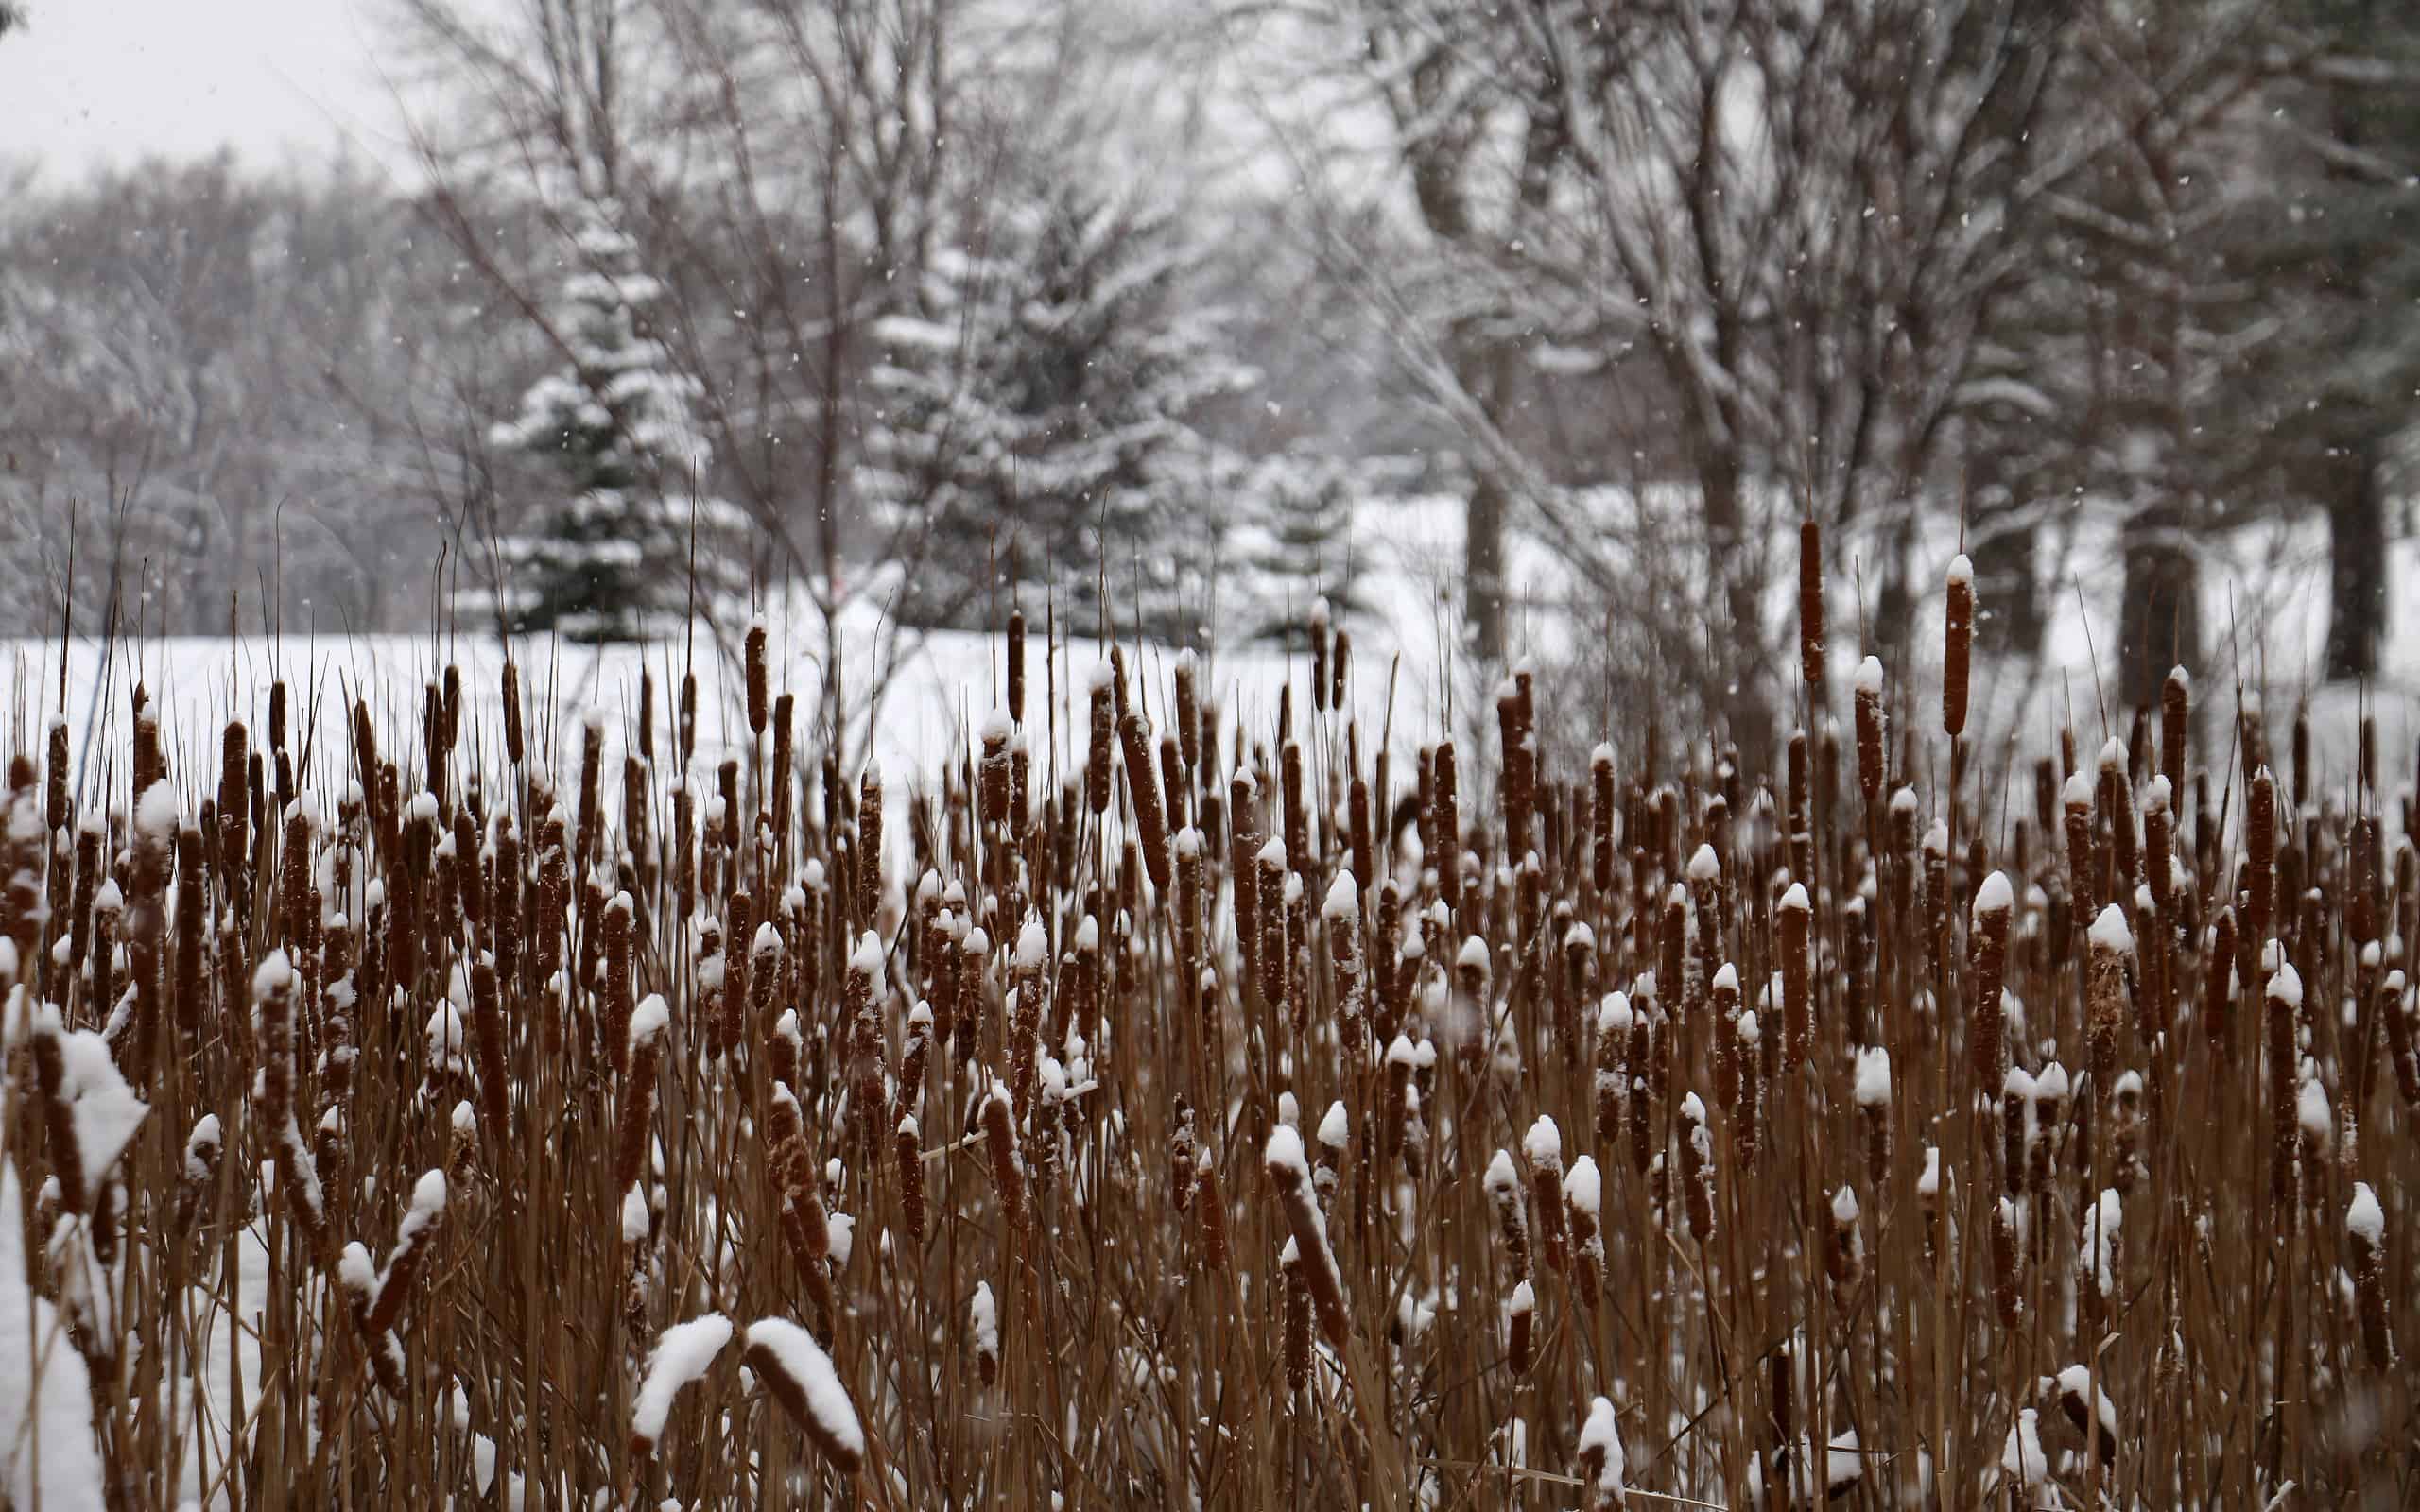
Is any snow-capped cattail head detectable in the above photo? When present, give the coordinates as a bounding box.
[2348,1183,2394,1368]
[1264,1125,1348,1347]
[1578,1394,1628,1509]
[1853,657,1885,807]
[742,1317,863,1474]
[1524,1115,1567,1274]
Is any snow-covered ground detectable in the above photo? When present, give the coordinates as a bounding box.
[6,491,2412,811]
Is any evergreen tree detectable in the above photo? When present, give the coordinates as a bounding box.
[1234,452,1376,647]
[486,199,746,643]
[860,173,1251,639]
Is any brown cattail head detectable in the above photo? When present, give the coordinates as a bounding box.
[1854,658,1885,807]
[501,662,525,767]
[1944,554,1973,737]
[982,1081,1027,1231]
[2247,766,2277,947]
[2085,905,2133,1091]
[746,620,769,737]
[1523,1116,1568,1273]
[1779,883,1812,1071]
[1799,516,1825,689]
[1005,608,1028,726]
[1265,1126,1348,1347]
[1992,1196,2024,1325]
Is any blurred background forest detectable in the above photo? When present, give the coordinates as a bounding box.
[1,0,2415,758]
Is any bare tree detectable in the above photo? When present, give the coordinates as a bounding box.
[1240,0,2286,757]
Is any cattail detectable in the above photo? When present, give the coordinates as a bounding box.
[1323,872,1366,1044]
[1524,1116,1568,1273]
[849,930,887,1137]
[1853,657,1885,809]
[1778,883,1812,1071]
[1993,1196,2025,1326]
[2385,971,2419,1108]
[2247,766,2276,947]
[251,953,329,1261]
[1506,1280,1535,1376]
[2084,905,2131,1095]
[1281,738,1308,878]
[743,1318,864,1475]
[2079,1188,2122,1335]
[1264,1126,1348,1346]
[1331,628,1350,710]
[614,995,670,1195]
[469,955,509,1143]
[1118,711,1172,893]
[599,891,636,1074]
[743,618,769,738]
[1432,740,1461,914]
[1825,1185,1865,1297]
[2348,1183,2394,1367]
[1799,516,1825,689]
[1255,838,1288,1017]
[2267,964,2302,1210]
[1196,1144,1229,1272]
[983,1081,1026,1231]
[172,825,206,1029]
[1308,596,1331,713]
[1280,1237,1311,1399]
[857,762,885,926]
[1678,1092,1716,1241]
[2030,1065,2068,1199]
[1970,872,2013,1088]
[1854,1046,1892,1189]
[1917,1147,1943,1267]
[1485,1149,1530,1283]
[1499,674,1535,862]
[1944,553,1973,737]
[2001,1067,2036,1195]
[2161,666,2189,805]
[2063,771,2096,918]
[2110,1070,2145,1194]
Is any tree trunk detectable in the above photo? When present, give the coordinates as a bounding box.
[2325,437,2388,682]
[2118,500,2199,710]
[1466,471,1508,663]
[1698,449,1775,765]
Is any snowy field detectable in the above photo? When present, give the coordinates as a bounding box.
[9,495,2414,812]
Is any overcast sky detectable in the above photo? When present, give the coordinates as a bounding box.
[0,0,420,183]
